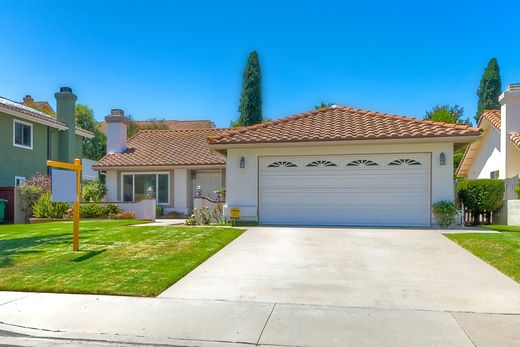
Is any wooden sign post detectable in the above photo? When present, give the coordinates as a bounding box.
[47,158,82,251]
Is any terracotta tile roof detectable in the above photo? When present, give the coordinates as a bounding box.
[208,106,481,145]
[477,110,501,130]
[93,129,226,169]
[98,119,215,133]
[511,134,520,149]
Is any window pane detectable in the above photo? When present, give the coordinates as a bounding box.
[14,123,23,145]
[134,174,156,201]
[158,174,168,204]
[22,124,31,147]
[123,175,133,202]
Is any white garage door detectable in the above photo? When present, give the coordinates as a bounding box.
[259,154,431,226]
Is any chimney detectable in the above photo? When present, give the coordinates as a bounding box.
[499,83,520,177]
[22,95,34,106]
[55,87,78,163]
[106,109,130,154]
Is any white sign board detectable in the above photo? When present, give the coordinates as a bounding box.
[51,168,76,203]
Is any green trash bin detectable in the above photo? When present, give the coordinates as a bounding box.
[0,199,7,224]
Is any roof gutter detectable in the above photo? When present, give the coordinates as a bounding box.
[92,164,226,171]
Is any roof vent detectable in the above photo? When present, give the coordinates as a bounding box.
[60,87,73,93]
[110,109,125,116]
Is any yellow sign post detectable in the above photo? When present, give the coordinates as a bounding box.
[47,158,82,251]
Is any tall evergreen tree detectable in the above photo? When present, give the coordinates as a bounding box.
[236,51,262,127]
[476,58,502,122]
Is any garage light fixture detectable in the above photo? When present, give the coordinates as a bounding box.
[240,156,245,168]
[440,152,446,166]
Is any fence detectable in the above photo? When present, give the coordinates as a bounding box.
[505,175,518,200]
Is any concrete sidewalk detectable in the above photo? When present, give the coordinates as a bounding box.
[0,291,519,346]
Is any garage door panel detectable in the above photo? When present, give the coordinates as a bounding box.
[259,154,431,226]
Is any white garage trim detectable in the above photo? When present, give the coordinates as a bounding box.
[258,153,431,227]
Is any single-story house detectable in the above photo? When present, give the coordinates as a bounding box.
[458,83,520,179]
[92,110,225,215]
[94,105,481,227]
[208,105,480,227]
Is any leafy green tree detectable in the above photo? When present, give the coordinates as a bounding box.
[76,104,106,160]
[82,179,107,202]
[235,51,262,127]
[476,58,502,122]
[424,104,469,124]
[138,118,169,131]
[314,102,334,109]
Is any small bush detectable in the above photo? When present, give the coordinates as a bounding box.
[80,203,121,218]
[113,211,136,220]
[184,207,211,225]
[33,192,70,219]
[104,204,122,216]
[515,178,520,199]
[432,201,458,229]
[18,173,51,220]
[79,203,105,218]
[82,179,106,202]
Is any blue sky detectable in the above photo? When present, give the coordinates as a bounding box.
[0,0,519,127]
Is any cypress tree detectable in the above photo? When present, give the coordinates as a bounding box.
[236,51,262,126]
[476,58,502,122]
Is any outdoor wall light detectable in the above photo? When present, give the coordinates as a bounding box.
[240,156,245,168]
[440,152,446,166]
[196,185,203,197]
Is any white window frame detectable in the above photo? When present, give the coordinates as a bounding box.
[121,172,170,205]
[14,176,26,187]
[13,119,33,150]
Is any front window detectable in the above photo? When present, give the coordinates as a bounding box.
[122,173,169,204]
[13,120,32,149]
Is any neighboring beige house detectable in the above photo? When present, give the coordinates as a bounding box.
[92,110,225,215]
[458,84,520,179]
[208,106,480,227]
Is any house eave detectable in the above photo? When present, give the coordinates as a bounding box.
[1,106,68,130]
[209,135,482,151]
[92,164,226,171]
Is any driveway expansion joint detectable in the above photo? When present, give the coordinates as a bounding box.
[451,313,477,347]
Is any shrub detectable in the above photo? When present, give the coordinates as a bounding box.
[432,201,458,229]
[80,203,105,218]
[184,207,211,225]
[18,173,51,220]
[113,211,135,220]
[80,203,121,218]
[103,204,122,216]
[457,179,504,213]
[82,179,106,202]
[156,205,163,218]
[515,178,520,199]
[32,192,70,219]
[457,179,504,224]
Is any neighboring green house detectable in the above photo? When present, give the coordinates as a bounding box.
[0,87,94,223]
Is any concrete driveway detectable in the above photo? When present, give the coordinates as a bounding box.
[160,226,520,314]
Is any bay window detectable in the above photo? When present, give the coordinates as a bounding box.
[122,173,169,205]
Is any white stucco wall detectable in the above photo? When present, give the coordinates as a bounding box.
[223,141,454,224]
[466,125,502,179]
[500,87,520,178]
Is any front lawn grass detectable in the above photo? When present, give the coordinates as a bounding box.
[445,225,520,282]
[0,220,243,296]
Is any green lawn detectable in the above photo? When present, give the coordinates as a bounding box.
[446,225,520,282]
[0,220,243,296]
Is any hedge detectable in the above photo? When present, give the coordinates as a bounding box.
[457,179,504,214]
